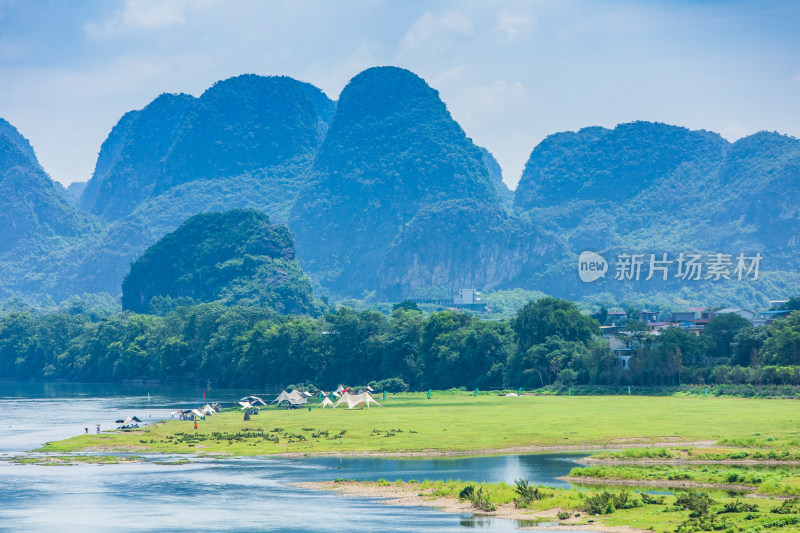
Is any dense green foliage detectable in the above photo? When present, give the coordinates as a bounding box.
[121,210,317,315]
[0,119,99,300]
[3,291,800,390]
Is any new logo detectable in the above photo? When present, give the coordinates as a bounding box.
[578,251,608,283]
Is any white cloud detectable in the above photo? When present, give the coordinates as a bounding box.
[444,79,534,187]
[85,0,216,39]
[449,79,530,129]
[400,10,474,51]
[430,65,468,88]
[495,9,533,40]
[719,121,752,142]
[301,46,380,99]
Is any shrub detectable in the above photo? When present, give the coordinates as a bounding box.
[469,487,496,512]
[458,485,475,500]
[367,377,409,392]
[675,492,715,517]
[771,497,800,514]
[584,492,615,515]
[718,500,759,514]
[513,479,546,508]
[557,511,571,520]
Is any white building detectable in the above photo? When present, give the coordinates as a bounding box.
[712,308,755,321]
[453,289,481,305]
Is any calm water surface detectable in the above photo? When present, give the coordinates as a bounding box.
[0,383,590,532]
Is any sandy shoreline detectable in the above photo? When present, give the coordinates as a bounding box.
[290,480,646,533]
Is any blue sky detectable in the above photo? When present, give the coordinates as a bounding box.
[1,0,798,187]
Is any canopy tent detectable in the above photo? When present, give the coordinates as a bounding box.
[270,391,291,405]
[334,385,346,395]
[191,409,204,418]
[334,391,382,409]
[240,395,266,406]
[301,391,313,397]
[271,390,308,407]
[239,401,252,409]
[319,396,335,409]
[200,404,216,415]
[116,415,143,428]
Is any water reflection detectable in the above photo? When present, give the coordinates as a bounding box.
[1,383,593,532]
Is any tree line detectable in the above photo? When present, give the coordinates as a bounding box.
[1,296,800,390]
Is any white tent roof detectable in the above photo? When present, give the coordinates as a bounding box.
[272,390,307,405]
[270,391,291,404]
[201,404,216,415]
[239,401,252,409]
[319,396,335,408]
[334,391,383,409]
[287,390,305,402]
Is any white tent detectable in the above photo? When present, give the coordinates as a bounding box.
[270,391,291,405]
[319,396,335,409]
[191,409,204,418]
[271,390,308,406]
[334,385,346,395]
[240,395,266,405]
[287,390,306,403]
[239,401,252,409]
[334,391,382,409]
[200,404,216,415]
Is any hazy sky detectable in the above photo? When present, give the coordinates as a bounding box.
[1,0,798,188]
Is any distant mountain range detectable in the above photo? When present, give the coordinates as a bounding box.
[0,66,798,308]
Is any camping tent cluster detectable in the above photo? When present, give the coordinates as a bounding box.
[172,403,222,421]
[332,391,381,409]
[270,390,311,408]
[269,386,382,410]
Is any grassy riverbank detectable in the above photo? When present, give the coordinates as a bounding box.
[297,479,800,533]
[567,464,800,497]
[39,393,800,457]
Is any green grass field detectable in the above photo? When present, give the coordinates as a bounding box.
[40,393,800,456]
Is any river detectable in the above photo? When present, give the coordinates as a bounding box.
[0,382,590,532]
